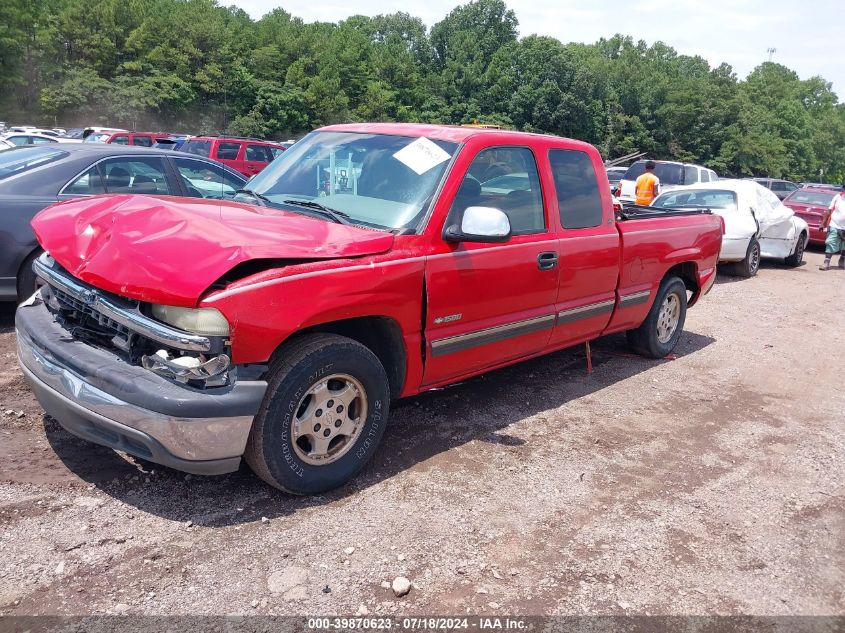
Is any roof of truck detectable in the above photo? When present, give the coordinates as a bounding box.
[319,122,570,144]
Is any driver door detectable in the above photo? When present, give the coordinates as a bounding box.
[422,146,560,386]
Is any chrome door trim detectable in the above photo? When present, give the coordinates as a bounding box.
[430,313,555,357]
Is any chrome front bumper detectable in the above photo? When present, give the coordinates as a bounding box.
[16,299,267,475]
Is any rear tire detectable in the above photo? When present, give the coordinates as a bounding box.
[16,249,42,302]
[784,233,806,267]
[732,238,760,278]
[626,276,687,359]
[244,334,390,495]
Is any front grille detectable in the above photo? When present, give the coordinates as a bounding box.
[51,285,132,340]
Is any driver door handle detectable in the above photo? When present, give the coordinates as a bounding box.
[537,251,558,271]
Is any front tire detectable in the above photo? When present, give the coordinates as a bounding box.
[244,334,390,494]
[784,233,806,267]
[732,238,760,277]
[626,276,688,359]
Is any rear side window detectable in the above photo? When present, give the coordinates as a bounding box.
[549,149,603,229]
[684,166,698,184]
[110,135,129,145]
[182,140,212,157]
[132,136,153,147]
[98,157,172,195]
[216,142,241,160]
[64,166,106,195]
[0,147,67,180]
[246,144,273,162]
[700,169,711,183]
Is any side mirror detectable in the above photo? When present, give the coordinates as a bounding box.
[443,206,512,243]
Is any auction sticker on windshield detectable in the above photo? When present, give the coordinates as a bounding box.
[393,137,451,175]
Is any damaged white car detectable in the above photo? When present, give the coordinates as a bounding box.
[651,179,809,277]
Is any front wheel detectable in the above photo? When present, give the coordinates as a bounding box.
[244,334,390,494]
[784,234,806,267]
[626,276,688,359]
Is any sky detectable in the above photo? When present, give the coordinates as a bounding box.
[231,0,844,98]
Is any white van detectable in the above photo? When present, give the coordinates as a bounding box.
[617,160,718,203]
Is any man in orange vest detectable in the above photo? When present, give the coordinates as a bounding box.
[635,161,660,205]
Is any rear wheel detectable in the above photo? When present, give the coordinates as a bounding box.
[626,276,687,359]
[732,238,760,278]
[244,334,390,495]
[784,233,806,267]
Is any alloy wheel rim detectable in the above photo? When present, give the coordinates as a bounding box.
[750,244,760,273]
[656,293,681,344]
[290,373,368,466]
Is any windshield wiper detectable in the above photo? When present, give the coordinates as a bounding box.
[282,199,351,225]
[235,188,273,205]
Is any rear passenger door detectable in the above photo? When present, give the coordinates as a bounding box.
[244,144,273,177]
[547,148,620,348]
[423,145,560,385]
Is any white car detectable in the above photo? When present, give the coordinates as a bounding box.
[651,179,808,277]
[1,132,76,145]
[617,159,718,203]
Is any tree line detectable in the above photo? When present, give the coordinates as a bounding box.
[2,0,844,181]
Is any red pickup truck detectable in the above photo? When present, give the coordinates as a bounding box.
[17,123,722,494]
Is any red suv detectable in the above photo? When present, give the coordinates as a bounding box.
[180,136,285,177]
[84,131,171,147]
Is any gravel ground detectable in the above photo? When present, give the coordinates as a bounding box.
[0,248,842,617]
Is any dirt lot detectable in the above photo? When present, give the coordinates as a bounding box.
[0,248,842,618]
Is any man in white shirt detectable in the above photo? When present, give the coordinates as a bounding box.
[819,190,845,270]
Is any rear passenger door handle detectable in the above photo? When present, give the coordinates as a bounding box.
[537,251,558,271]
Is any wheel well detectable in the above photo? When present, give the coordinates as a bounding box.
[280,317,407,399]
[665,262,699,295]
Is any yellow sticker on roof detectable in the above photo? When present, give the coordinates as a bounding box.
[393,137,451,175]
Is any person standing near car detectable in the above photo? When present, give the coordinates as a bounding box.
[635,161,660,206]
[818,188,845,270]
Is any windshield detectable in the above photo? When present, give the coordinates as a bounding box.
[0,146,66,180]
[652,189,738,210]
[623,161,686,185]
[784,190,836,206]
[245,131,459,230]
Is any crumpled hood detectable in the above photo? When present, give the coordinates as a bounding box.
[32,195,395,306]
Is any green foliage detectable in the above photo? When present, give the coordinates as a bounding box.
[2,0,844,181]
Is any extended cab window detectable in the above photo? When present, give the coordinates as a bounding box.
[99,157,171,195]
[173,157,244,199]
[549,149,603,229]
[456,147,545,235]
[216,142,241,160]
